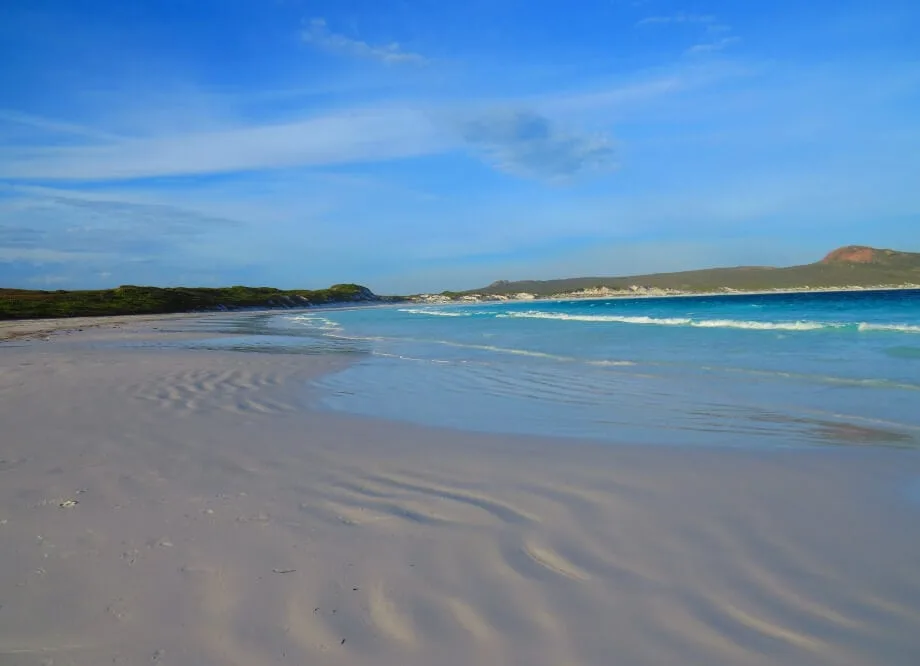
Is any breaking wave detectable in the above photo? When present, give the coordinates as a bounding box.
[398,308,480,317]
[858,323,920,333]
[282,315,343,331]
[497,311,919,332]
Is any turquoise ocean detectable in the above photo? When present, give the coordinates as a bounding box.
[195,289,920,449]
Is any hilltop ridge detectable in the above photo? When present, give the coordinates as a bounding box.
[421,246,920,302]
[820,245,918,266]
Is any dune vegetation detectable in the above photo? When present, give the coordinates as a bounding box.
[0,284,378,320]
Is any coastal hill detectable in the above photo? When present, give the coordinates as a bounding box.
[820,245,920,266]
[0,284,381,320]
[460,246,920,298]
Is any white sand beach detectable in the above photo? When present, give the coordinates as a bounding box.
[1,317,919,666]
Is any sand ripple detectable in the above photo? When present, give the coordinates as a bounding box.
[2,340,919,665]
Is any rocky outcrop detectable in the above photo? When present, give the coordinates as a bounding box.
[821,246,901,264]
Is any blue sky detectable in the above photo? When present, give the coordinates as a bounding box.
[1,0,918,293]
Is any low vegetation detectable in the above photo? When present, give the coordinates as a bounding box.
[0,284,378,320]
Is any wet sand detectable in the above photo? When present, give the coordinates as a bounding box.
[1,318,919,665]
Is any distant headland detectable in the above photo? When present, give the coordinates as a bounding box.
[3,246,919,320]
[412,246,920,303]
[0,284,388,320]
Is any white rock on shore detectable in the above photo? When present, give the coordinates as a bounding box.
[409,283,920,304]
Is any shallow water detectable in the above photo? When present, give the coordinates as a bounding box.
[181,290,920,448]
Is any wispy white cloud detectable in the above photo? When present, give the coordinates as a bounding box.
[0,110,122,141]
[0,187,258,289]
[686,36,741,55]
[637,11,739,56]
[545,61,751,116]
[302,18,426,64]
[705,23,733,35]
[0,247,110,263]
[0,192,240,261]
[637,13,716,26]
[25,274,74,285]
[0,62,715,183]
[0,108,446,180]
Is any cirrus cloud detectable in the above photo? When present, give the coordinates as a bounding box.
[302,18,427,65]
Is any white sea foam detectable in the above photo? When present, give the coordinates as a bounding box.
[495,310,920,332]
[319,331,609,364]
[283,315,342,331]
[498,312,693,325]
[398,308,477,317]
[371,351,452,363]
[444,342,576,361]
[692,319,830,331]
[714,365,920,391]
[858,323,920,333]
[366,336,639,367]
[588,360,639,367]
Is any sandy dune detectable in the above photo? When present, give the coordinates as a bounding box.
[1,321,919,665]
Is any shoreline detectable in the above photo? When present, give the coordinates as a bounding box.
[0,301,399,342]
[4,284,918,337]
